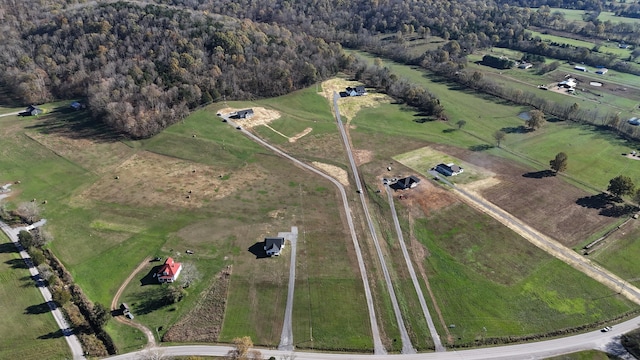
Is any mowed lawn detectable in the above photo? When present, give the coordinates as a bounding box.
[416,203,635,345]
[0,234,71,360]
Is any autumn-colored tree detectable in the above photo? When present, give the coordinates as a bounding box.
[493,130,506,147]
[526,110,546,130]
[550,152,568,173]
[226,336,263,360]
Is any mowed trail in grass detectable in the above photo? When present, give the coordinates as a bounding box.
[0,234,71,360]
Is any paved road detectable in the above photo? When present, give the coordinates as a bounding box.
[104,311,640,359]
[278,226,298,351]
[223,114,385,354]
[0,219,86,360]
[384,185,445,352]
[333,93,416,354]
[428,171,640,306]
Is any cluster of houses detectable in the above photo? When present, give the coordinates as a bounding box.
[339,86,367,98]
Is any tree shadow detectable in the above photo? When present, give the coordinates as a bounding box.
[140,265,163,286]
[25,301,55,315]
[248,242,269,259]
[469,144,494,152]
[414,118,435,123]
[5,258,28,269]
[442,128,457,133]
[38,329,65,339]
[0,242,17,253]
[24,105,123,143]
[134,288,170,315]
[576,193,614,209]
[600,204,638,217]
[500,125,531,134]
[522,170,555,178]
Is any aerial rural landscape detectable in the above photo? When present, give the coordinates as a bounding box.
[3,0,640,359]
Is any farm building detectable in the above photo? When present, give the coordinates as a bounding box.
[344,86,367,97]
[595,68,608,75]
[518,63,533,69]
[70,101,82,110]
[23,105,43,116]
[574,66,588,72]
[629,117,640,126]
[236,109,254,119]
[157,257,183,283]
[558,78,577,88]
[264,237,285,256]
[435,163,464,176]
[393,176,421,190]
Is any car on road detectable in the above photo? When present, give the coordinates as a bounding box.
[601,326,612,332]
[236,126,242,130]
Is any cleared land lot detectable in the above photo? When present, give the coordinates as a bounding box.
[0,87,376,352]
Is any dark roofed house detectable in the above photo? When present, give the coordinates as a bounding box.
[435,163,464,176]
[236,109,254,119]
[24,105,43,116]
[392,175,420,190]
[264,237,285,256]
[70,101,82,110]
[355,86,366,95]
[345,86,367,97]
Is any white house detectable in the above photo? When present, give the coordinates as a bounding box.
[157,257,183,283]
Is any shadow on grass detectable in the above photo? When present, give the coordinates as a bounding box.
[442,128,456,133]
[24,105,122,143]
[469,144,494,152]
[500,125,531,134]
[576,193,614,210]
[25,301,54,315]
[134,288,170,315]
[522,170,555,178]
[0,242,17,253]
[600,204,638,218]
[38,329,65,339]
[5,258,28,269]
[140,265,163,286]
[248,242,269,259]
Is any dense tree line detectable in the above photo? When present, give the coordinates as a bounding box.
[0,1,347,137]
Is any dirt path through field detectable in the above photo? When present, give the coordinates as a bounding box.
[443,176,640,306]
[111,256,156,347]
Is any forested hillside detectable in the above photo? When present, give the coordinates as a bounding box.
[0,1,346,137]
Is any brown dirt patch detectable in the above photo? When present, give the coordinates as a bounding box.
[320,78,391,123]
[26,131,134,174]
[219,107,281,129]
[163,265,232,342]
[77,151,265,209]
[624,154,640,161]
[430,143,619,247]
[403,180,459,216]
[312,162,349,186]
[353,149,374,166]
[289,127,313,142]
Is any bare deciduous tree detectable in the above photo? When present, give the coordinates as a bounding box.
[226,337,263,360]
[16,201,41,224]
[179,262,201,288]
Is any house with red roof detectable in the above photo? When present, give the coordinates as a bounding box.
[157,257,183,283]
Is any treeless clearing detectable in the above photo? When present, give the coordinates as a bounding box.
[430,143,619,247]
[289,127,313,142]
[320,78,392,123]
[219,107,281,128]
[77,151,266,209]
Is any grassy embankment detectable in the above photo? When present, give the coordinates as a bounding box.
[0,232,72,359]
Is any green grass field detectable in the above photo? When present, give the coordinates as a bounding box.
[527,29,632,58]
[415,203,634,345]
[547,349,618,360]
[0,233,71,360]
